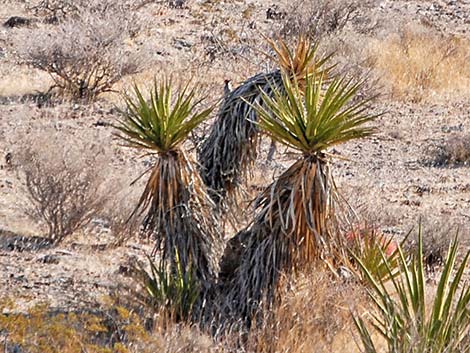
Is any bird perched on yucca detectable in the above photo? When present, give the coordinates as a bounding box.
[198,36,334,209]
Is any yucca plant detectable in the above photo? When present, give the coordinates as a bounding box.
[114,80,222,298]
[137,252,200,321]
[198,36,334,207]
[220,73,377,326]
[347,224,405,283]
[353,227,470,353]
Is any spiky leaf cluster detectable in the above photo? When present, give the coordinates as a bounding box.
[256,74,377,155]
[115,80,213,154]
[353,228,470,353]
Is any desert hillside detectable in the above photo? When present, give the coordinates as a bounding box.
[0,1,469,352]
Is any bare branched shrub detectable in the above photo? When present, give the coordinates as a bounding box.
[18,147,106,244]
[13,3,147,101]
[27,0,78,22]
[423,134,470,167]
[278,0,375,39]
[26,0,137,22]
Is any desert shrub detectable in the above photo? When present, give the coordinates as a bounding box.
[368,26,470,102]
[13,3,146,101]
[278,0,375,39]
[26,0,139,22]
[405,220,462,271]
[353,228,470,353]
[17,147,106,244]
[423,134,470,167]
[27,0,79,22]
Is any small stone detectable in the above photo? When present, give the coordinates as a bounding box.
[37,254,60,264]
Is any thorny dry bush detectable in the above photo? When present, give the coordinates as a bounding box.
[423,133,470,168]
[278,0,377,39]
[25,0,187,23]
[11,1,149,101]
[16,142,107,244]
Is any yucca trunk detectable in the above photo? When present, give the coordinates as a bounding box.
[220,154,346,326]
[198,70,284,207]
[139,150,221,288]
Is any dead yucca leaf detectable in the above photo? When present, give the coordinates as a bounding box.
[198,36,333,210]
[219,73,377,328]
[115,80,222,305]
[265,35,334,80]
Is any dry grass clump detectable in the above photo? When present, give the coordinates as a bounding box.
[10,2,147,101]
[16,142,107,244]
[241,270,365,353]
[368,26,470,102]
[423,133,470,167]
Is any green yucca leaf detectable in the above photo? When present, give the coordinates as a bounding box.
[353,225,470,353]
[254,73,378,156]
[114,79,214,154]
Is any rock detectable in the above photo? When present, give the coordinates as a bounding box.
[3,16,31,28]
[37,254,60,264]
[174,38,193,50]
[266,5,286,20]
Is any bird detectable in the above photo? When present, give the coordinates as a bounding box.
[223,79,232,97]
[5,152,12,168]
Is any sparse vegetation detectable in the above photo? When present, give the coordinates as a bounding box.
[18,147,106,244]
[368,26,470,102]
[11,2,146,101]
[423,133,470,167]
[0,300,155,353]
[279,0,375,39]
[0,1,469,352]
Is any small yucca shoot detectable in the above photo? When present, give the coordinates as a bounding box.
[353,226,470,353]
[221,72,378,325]
[347,225,408,283]
[115,80,222,300]
[139,252,200,321]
